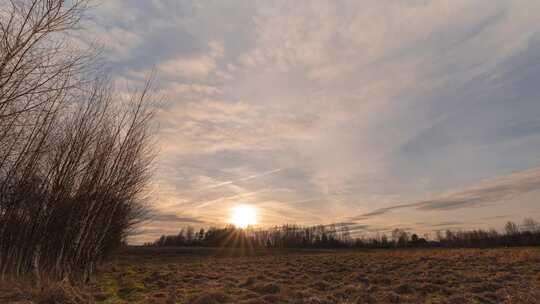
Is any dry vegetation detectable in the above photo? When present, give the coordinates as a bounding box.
[4,247,536,304]
[0,0,155,284]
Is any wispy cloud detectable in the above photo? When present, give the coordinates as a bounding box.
[429,222,470,227]
[158,41,224,79]
[204,168,283,189]
[361,167,540,217]
[151,211,205,224]
[86,1,540,243]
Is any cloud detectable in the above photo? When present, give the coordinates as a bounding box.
[157,100,321,155]
[483,214,514,220]
[361,167,540,217]
[429,222,469,227]
[204,168,283,189]
[163,83,222,98]
[157,41,224,79]
[82,1,540,243]
[159,56,216,78]
[151,211,205,224]
[342,224,371,234]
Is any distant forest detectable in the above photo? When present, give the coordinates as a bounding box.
[148,218,540,249]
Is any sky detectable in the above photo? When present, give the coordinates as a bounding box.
[82,0,540,244]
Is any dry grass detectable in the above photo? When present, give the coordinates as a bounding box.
[91,247,540,304]
[2,247,540,303]
[0,279,93,304]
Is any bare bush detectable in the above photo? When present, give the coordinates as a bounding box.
[0,0,155,284]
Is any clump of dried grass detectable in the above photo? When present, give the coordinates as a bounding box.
[0,279,93,304]
[252,283,280,295]
[188,291,232,304]
[37,280,93,304]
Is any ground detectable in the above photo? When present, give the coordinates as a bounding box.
[1,247,540,303]
[90,247,540,304]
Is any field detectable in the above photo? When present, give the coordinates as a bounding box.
[2,247,540,303]
[87,247,540,304]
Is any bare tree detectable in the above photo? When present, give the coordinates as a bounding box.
[0,0,156,284]
[504,221,519,236]
[522,218,539,233]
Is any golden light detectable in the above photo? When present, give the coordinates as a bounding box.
[230,205,257,228]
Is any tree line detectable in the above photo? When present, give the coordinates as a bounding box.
[149,223,353,249]
[148,218,540,249]
[0,0,155,284]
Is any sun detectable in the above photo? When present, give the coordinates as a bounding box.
[230,205,257,228]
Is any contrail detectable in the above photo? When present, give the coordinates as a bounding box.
[194,190,264,209]
[204,168,283,189]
